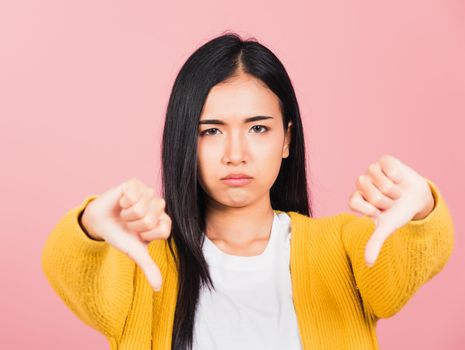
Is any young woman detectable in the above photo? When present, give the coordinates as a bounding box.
[41,32,454,350]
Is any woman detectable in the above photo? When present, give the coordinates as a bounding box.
[41,32,454,350]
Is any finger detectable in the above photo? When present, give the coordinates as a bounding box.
[126,242,163,291]
[364,199,411,267]
[120,179,146,209]
[120,188,154,222]
[367,162,402,200]
[104,226,163,291]
[349,191,380,217]
[139,212,172,242]
[365,225,388,268]
[379,155,403,184]
[125,197,165,232]
[364,210,393,267]
[356,174,395,210]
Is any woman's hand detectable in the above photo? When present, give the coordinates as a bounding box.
[348,154,435,267]
[81,178,172,291]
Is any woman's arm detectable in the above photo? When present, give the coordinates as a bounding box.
[339,179,455,319]
[41,195,137,338]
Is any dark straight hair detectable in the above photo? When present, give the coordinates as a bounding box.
[161,31,312,350]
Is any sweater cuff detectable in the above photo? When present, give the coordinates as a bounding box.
[397,178,451,242]
[69,194,108,253]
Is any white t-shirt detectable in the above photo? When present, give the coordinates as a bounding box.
[193,212,303,350]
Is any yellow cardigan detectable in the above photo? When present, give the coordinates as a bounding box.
[41,178,454,349]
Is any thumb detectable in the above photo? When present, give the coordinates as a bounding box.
[364,200,411,267]
[125,241,163,292]
[364,216,388,267]
[104,226,163,291]
[100,181,163,291]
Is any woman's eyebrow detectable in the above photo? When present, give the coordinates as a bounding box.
[198,115,273,125]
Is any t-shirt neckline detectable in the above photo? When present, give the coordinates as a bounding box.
[202,212,285,270]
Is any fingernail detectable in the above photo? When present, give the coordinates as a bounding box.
[154,286,161,292]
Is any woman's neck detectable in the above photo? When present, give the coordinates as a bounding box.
[204,197,275,247]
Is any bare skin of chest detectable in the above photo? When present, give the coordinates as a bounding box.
[209,237,270,257]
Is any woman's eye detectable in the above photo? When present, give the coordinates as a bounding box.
[200,128,220,136]
[199,125,269,136]
[251,125,269,133]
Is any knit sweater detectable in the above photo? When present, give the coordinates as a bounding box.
[41,178,454,349]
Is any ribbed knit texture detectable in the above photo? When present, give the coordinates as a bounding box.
[41,178,454,349]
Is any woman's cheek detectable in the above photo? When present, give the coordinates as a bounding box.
[197,151,221,194]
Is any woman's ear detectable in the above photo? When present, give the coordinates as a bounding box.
[282,121,292,158]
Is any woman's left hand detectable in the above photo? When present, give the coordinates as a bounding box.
[348,154,435,267]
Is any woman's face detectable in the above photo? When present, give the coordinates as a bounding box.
[197,73,292,209]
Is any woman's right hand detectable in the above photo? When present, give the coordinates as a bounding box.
[81,178,172,292]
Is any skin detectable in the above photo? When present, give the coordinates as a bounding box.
[197,71,292,256]
[195,71,435,264]
[348,154,435,267]
[80,73,435,292]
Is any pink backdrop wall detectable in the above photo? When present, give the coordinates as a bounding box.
[1,0,464,348]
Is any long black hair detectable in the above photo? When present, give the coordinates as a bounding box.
[161,31,312,350]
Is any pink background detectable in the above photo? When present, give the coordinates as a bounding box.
[1,0,464,348]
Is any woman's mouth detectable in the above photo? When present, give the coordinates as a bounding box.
[221,177,253,186]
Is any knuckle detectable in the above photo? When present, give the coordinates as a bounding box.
[156,217,171,238]
[384,154,394,160]
[380,154,394,164]
[126,178,138,188]
[160,211,171,223]
[372,194,383,206]
[131,204,145,218]
[142,215,155,228]
[347,200,355,211]
[119,208,128,220]
[139,231,151,242]
[130,177,141,185]
[348,195,358,208]
[125,221,135,231]
[165,223,172,238]
[127,178,145,193]
[381,183,392,194]
[368,163,377,174]
[379,154,389,161]
[162,227,171,239]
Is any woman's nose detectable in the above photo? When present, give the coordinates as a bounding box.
[222,133,248,164]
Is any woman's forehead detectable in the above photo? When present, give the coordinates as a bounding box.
[200,77,281,122]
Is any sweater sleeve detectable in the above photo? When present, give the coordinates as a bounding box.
[339,178,455,319]
[41,195,137,338]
